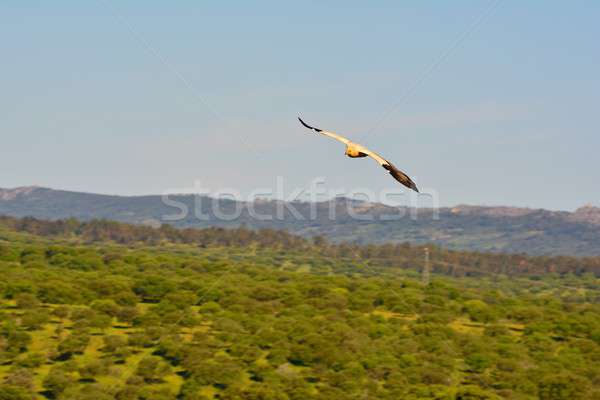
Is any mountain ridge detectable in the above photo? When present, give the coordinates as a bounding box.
[1,186,599,256]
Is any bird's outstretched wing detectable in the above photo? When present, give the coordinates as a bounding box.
[298,117,350,144]
[355,145,419,192]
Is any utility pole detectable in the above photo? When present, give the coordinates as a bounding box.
[422,247,430,286]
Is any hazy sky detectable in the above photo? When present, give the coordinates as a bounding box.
[1,1,599,210]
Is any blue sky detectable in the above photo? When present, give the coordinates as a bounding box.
[1,1,598,210]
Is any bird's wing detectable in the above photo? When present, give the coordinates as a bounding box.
[298,117,350,145]
[355,145,419,192]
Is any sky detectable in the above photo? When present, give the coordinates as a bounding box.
[1,1,599,211]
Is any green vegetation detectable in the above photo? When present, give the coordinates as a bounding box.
[0,216,599,399]
[2,186,600,256]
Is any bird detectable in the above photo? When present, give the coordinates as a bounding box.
[298,117,419,192]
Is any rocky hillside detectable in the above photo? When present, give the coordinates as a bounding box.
[1,186,599,256]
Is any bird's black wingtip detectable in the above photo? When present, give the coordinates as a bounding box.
[383,164,419,193]
[298,117,321,132]
[408,180,419,193]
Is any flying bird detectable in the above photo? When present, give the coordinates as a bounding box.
[298,117,419,192]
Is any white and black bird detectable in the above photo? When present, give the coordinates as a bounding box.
[298,117,419,192]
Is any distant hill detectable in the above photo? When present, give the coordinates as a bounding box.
[1,186,600,256]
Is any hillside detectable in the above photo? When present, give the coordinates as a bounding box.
[2,215,600,278]
[0,216,599,399]
[2,186,600,256]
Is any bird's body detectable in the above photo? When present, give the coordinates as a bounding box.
[344,144,368,158]
[298,117,419,192]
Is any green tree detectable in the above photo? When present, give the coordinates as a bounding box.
[135,356,172,383]
[14,293,39,309]
[0,385,32,400]
[538,374,587,400]
[20,309,50,330]
[42,366,74,397]
[56,331,90,358]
